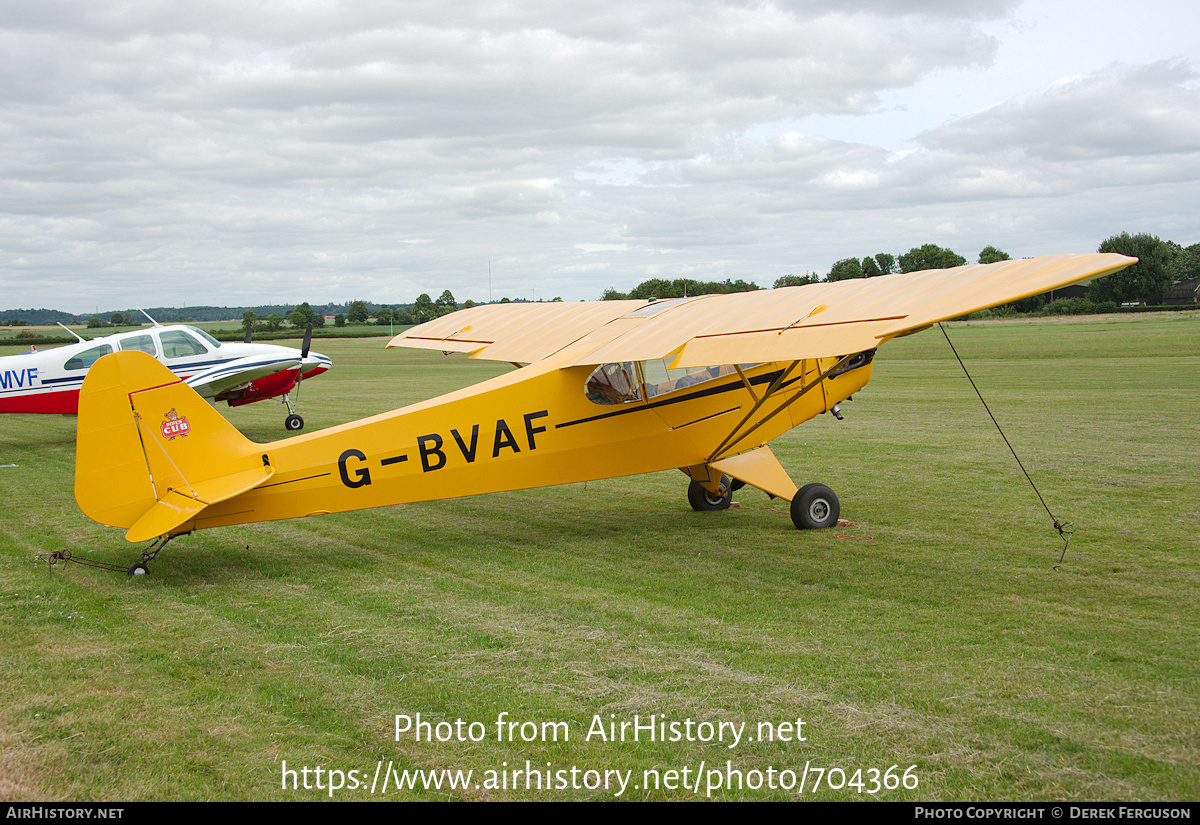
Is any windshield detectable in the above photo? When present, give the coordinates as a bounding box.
[186,326,222,349]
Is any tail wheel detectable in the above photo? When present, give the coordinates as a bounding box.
[688,476,732,511]
[791,483,839,529]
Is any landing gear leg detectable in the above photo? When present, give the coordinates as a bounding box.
[126,534,177,576]
[282,392,304,431]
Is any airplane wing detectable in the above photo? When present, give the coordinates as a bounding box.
[388,254,1135,367]
[184,354,304,398]
[387,300,644,362]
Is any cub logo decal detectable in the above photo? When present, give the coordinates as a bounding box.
[161,408,191,440]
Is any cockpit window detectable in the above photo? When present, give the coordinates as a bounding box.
[159,330,209,359]
[64,344,113,370]
[119,334,157,356]
[642,358,748,399]
[585,359,752,406]
[585,363,642,405]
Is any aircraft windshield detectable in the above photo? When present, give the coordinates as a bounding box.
[64,344,113,371]
[187,327,222,349]
[585,359,751,406]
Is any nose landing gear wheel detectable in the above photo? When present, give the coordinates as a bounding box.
[791,483,839,529]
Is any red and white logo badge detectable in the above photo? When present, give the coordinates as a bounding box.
[161,408,191,440]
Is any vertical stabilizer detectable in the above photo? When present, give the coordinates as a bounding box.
[75,351,274,541]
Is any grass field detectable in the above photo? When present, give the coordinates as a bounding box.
[1,313,1197,801]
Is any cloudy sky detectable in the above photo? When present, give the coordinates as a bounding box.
[2,0,1197,314]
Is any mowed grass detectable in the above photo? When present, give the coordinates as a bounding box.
[1,314,1197,801]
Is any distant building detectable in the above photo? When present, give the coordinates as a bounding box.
[1164,278,1200,305]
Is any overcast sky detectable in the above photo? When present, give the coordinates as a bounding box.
[2,0,1197,314]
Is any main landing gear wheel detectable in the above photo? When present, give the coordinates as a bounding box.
[791,483,840,529]
[127,562,149,577]
[284,414,305,431]
[688,477,732,511]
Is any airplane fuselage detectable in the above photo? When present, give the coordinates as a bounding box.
[178,349,873,533]
[0,325,328,414]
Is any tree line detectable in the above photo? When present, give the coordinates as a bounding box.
[5,233,1194,330]
[600,234,1199,310]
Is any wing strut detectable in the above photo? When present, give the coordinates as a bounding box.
[707,353,856,463]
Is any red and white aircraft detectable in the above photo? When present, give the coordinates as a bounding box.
[0,322,330,430]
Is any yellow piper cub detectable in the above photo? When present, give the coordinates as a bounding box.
[73,254,1133,574]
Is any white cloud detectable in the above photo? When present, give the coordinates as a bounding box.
[0,0,1197,312]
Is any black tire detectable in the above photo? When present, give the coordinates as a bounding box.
[688,478,732,511]
[285,414,304,431]
[790,483,840,529]
[127,562,149,577]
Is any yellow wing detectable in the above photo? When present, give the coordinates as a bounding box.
[389,253,1135,367]
[386,300,641,362]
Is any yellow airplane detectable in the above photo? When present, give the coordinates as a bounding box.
[73,253,1134,574]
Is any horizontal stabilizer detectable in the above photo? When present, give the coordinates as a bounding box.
[125,465,275,542]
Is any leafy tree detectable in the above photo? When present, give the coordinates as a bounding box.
[242,311,258,333]
[111,312,125,325]
[828,257,863,281]
[603,277,760,301]
[717,279,760,293]
[1168,242,1200,282]
[287,302,324,328]
[628,279,681,300]
[1009,293,1048,313]
[861,257,881,278]
[346,300,369,324]
[872,253,896,275]
[265,313,284,331]
[413,293,435,322]
[462,299,476,309]
[435,290,457,316]
[87,317,103,328]
[375,307,394,325]
[1089,233,1175,304]
[899,244,967,273]
[334,313,345,327]
[773,273,819,288]
[979,246,1011,264]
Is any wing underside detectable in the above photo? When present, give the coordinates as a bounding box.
[387,254,1136,367]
